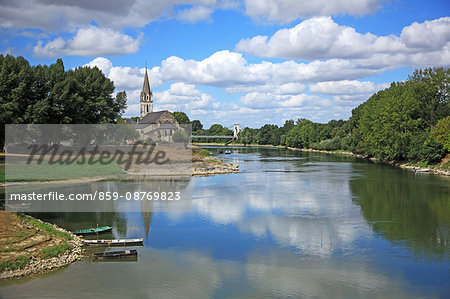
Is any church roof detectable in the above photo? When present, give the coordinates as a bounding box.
[140,110,170,124]
[142,68,151,95]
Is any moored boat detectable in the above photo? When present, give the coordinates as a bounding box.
[93,249,138,259]
[73,226,112,235]
[83,238,144,247]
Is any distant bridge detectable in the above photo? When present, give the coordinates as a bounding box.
[192,124,241,140]
[192,135,234,139]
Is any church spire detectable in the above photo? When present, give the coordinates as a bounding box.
[140,65,153,118]
[142,67,151,95]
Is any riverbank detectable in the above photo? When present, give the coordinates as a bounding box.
[287,147,450,176]
[192,147,239,176]
[193,143,450,176]
[0,211,84,279]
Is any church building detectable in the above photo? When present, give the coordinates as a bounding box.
[134,67,180,143]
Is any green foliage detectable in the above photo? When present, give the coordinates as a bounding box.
[238,128,257,145]
[0,255,30,272]
[0,55,127,149]
[408,132,445,162]
[15,214,72,240]
[355,82,423,160]
[196,149,212,157]
[172,111,190,124]
[285,119,326,148]
[41,242,72,259]
[408,67,450,130]
[172,130,189,142]
[431,116,450,151]
[191,120,203,131]
[256,124,280,145]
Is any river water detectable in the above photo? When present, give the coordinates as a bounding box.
[0,147,449,298]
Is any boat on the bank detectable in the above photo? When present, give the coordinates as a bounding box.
[83,238,144,247]
[217,149,224,153]
[73,226,112,235]
[224,150,231,154]
[415,168,430,173]
[93,249,138,259]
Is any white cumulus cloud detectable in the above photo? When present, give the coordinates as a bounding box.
[33,26,141,58]
[236,16,450,64]
[177,6,214,23]
[309,80,389,95]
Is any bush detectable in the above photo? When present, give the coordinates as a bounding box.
[172,131,189,143]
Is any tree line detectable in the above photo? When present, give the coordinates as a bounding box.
[238,67,449,162]
[0,54,127,149]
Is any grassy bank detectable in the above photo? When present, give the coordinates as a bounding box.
[6,157,124,182]
[0,211,82,278]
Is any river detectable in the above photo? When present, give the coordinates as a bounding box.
[0,147,449,298]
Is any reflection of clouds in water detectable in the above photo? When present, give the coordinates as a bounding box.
[194,188,246,224]
[139,249,239,299]
[191,161,371,256]
[238,215,371,257]
[244,249,413,298]
[0,246,420,299]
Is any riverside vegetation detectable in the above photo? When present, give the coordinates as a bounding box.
[0,211,83,279]
[191,68,449,171]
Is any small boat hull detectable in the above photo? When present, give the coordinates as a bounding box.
[84,238,144,247]
[73,226,112,235]
[93,249,138,259]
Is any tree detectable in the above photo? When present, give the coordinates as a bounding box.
[238,128,257,145]
[208,124,224,134]
[256,124,280,145]
[356,82,422,159]
[191,119,203,131]
[0,55,128,149]
[408,67,449,130]
[431,116,450,152]
[172,111,190,124]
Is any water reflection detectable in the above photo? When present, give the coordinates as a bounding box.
[191,153,371,257]
[351,164,450,261]
[1,148,449,298]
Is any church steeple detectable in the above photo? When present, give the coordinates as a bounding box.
[140,67,153,118]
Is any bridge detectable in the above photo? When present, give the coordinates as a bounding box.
[192,124,241,140]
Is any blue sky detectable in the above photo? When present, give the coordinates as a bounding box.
[1,0,449,128]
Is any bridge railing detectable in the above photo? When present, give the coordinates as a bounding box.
[192,135,235,139]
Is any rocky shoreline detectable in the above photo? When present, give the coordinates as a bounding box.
[193,159,239,176]
[0,215,84,280]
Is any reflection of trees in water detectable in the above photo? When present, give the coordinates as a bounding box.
[29,212,127,234]
[20,178,190,241]
[350,166,449,261]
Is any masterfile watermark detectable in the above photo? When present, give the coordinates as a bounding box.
[26,142,170,171]
[5,124,193,212]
